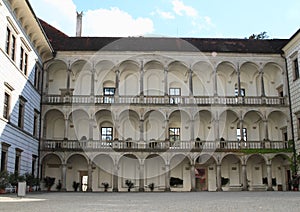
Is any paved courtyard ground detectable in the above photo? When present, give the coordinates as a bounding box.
[0,192,300,212]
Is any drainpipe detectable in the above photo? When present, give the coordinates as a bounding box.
[281,51,297,174]
[37,52,57,182]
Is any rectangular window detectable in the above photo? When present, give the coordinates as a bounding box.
[294,58,299,80]
[11,35,16,61]
[169,88,181,104]
[103,87,115,103]
[3,92,10,119]
[33,110,39,137]
[235,88,245,97]
[18,97,26,129]
[34,66,41,91]
[1,151,7,172]
[169,127,180,142]
[237,128,247,141]
[14,149,22,174]
[101,127,113,141]
[20,47,28,75]
[5,27,11,54]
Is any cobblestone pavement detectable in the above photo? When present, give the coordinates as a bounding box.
[1,192,300,212]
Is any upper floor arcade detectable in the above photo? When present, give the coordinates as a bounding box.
[43,53,288,107]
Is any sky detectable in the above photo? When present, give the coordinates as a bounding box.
[28,0,300,39]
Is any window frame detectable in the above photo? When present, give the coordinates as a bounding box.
[18,96,27,129]
[19,46,28,75]
[169,88,181,104]
[169,127,180,142]
[103,87,115,103]
[101,127,113,141]
[237,128,247,141]
[33,109,39,137]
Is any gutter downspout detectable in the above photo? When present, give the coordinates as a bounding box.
[37,52,56,184]
[281,51,297,174]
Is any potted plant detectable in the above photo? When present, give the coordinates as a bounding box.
[125,180,134,192]
[102,182,109,192]
[148,183,155,192]
[0,171,9,194]
[72,181,80,192]
[56,180,62,191]
[25,173,35,192]
[43,176,55,191]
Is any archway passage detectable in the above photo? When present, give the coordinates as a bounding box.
[195,154,217,191]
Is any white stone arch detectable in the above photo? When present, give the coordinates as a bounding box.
[47,59,68,94]
[194,110,213,141]
[71,59,92,95]
[41,153,63,191]
[246,154,267,188]
[216,61,237,96]
[240,62,259,96]
[221,154,242,187]
[219,110,239,141]
[119,60,140,96]
[192,61,214,96]
[44,109,65,139]
[95,60,115,95]
[243,110,264,141]
[169,153,192,191]
[95,110,115,141]
[271,154,291,191]
[119,110,140,141]
[144,60,164,96]
[92,154,115,191]
[118,154,140,190]
[168,61,189,96]
[144,110,165,141]
[267,111,289,141]
[169,110,192,141]
[66,153,89,191]
[144,154,166,189]
[68,109,90,140]
[263,62,284,96]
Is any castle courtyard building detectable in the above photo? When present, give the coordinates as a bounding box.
[1,0,299,192]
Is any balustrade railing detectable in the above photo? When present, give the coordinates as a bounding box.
[44,94,287,106]
[41,139,290,151]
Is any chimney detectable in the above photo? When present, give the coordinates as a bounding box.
[76,11,83,37]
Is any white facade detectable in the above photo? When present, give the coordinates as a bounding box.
[0,0,52,176]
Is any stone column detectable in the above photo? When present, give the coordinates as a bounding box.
[139,162,145,192]
[61,163,67,191]
[165,163,171,191]
[260,68,265,97]
[190,119,195,142]
[164,68,168,97]
[267,163,274,191]
[139,119,144,142]
[113,163,119,192]
[188,67,193,97]
[90,68,95,96]
[242,164,248,191]
[237,65,241,97]
[87,161,93,192]
[164,119,169,141]
[64,118,69,139]
[263,119,269,141]
[190,162,196,191]
[239,116,244,142]
[216,164,222,191]
[214,113,220,141]
[140,61,144,101]
[115,69,120,98]
[213,67,218,96]
[66,67,71,92]
[89,118,94,140]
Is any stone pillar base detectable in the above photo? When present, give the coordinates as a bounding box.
[61,188,67,192]
[86,188,93,192]
[164,188,171,192]
[139,188,145,192]
[267,187,274,191]
[190,188,197,192]
[112,188,119,192]
[216,188,223,192]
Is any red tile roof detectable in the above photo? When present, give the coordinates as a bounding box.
[39,19,289,54]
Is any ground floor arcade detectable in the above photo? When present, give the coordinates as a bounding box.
[40,152,292,192]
